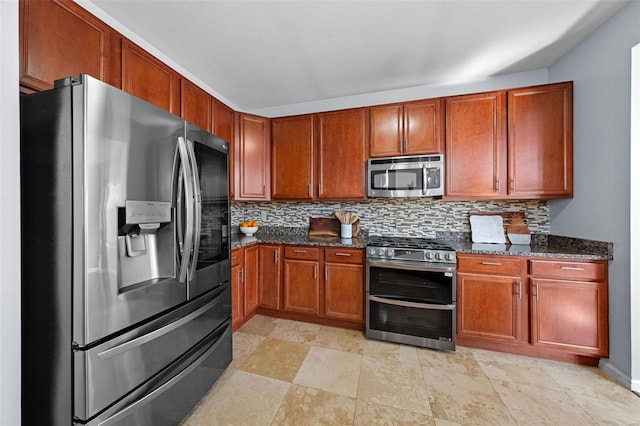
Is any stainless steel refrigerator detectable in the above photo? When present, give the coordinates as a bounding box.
[20,74,232,425]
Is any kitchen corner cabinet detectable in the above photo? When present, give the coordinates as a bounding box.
[258,244,283,310]
[529,259,608,357]
[19,0,122,92]
[369,98,444,157]
[236,113,271,200]
[508,82,573,198]
[212,100,236,198]
[271,115,316,200]
[181,79,212,132]
[445,82,573,200]
[324,248,364,322]
[457,255,524,343]
[231,246,259,331]
[122,40,181,114]
[317,108,368,200]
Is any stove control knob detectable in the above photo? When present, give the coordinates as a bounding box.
[435,252,442,260]
[376,248,385,257]
[425,252,433,260]
[386,249,394,258]
[445,252,455,261]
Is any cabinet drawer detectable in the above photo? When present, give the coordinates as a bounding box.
[325,248,364,264]
[284,246,321,260]
[529,259,606,281]
[231,248,243,267]
[458,255,522,275]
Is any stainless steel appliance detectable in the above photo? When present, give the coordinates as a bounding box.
[367,154,444,198]
[20,74,231,425]
[366,236,457,351]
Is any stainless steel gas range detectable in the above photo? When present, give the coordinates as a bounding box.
[365,236,457,351]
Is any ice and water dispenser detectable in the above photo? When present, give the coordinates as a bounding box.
[117,200,175,290]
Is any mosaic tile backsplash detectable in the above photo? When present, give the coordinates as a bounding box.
[231,198,549,238]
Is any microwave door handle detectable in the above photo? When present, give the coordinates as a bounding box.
[186,138,201,279]
[176,136,194,284]
[422,167,428,195]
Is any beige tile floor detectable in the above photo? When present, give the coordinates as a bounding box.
[182,315,640,425]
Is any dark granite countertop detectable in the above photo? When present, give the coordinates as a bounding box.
[443,233,613,261]
[231,227,367,250]
[230,228,612,261]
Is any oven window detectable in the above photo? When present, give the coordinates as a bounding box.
[371,169,424,191]
[369,299,453,342]
[369,267,454,304]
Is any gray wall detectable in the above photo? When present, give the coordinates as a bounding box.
[549,0,640,382]
[0,0,21,424]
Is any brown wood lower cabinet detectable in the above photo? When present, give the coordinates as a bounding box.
[254,244,365,329]
[231,246,259,331]
[456,254,608,365]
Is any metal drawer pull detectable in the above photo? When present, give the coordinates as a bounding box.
[560,266,585,271]
[369,295,455,311]
[481,262,502,266]
[334,253,351,257]
[293,249,307,253]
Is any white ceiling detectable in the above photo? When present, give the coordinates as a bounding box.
[83,0,627,113]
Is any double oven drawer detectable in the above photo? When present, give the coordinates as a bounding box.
[366,259,456,351]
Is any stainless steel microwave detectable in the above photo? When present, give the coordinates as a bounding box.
[367,154,444,198]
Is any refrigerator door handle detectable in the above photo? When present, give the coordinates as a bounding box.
[186,138,202,280]
[176,137,194,284]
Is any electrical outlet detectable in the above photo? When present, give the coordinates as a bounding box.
[261,211,267,221]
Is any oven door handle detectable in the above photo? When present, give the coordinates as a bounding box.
[369,295,456,311]
[367,259,456,273]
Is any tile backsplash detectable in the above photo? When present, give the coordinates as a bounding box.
[232,198,549,238]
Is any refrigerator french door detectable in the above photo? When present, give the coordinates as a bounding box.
[21,74,231,426]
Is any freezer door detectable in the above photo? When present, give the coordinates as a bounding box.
[74,283,231,421]
[185,123,231,299]
[75,75,187,345]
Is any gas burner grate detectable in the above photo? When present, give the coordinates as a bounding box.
[367,236,454,251]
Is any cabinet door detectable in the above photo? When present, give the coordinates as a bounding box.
[445,91,507,198]
[231,248,244,330]
[244,245,259,315]
[324,263,364,321]
[212,100,235,198]
[271,115,315,200]
[404,98,444,155]
[181,79,211,132]
[530,279,608,357]
[283,259,321,315]
[317,108,367,200]
[20,0,121,92]
[236,114,271,200]
[369,104,403,157]
[258,245,282,310]
[457,272,522,343]
[508,82,573,198]
[122,40,180,114]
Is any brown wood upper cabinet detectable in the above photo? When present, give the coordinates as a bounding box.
[317,108,368,200]
[121,40,181,114]
[445,82,573,199]
[235,113,271,200]
[181,79,212,132]
[212,99,236,198]
[369,99,444,157]
[19,0,122,92]
[508,82,573,198]
[271,114,316,200]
